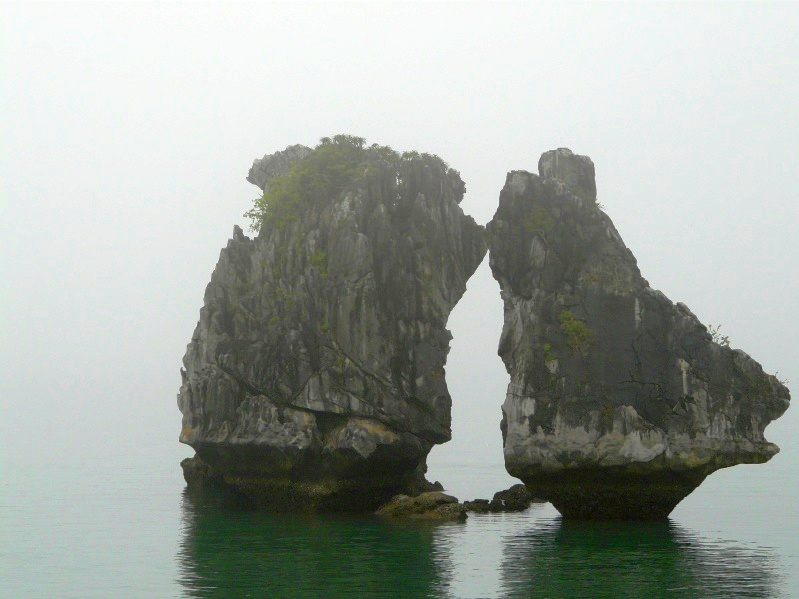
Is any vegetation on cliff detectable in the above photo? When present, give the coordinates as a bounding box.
[245,134,451,232]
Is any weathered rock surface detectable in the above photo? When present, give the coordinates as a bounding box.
[375,492,467,521]
[492,483,542,511]
[179,139,486,511]
[246,144,311,192]
[488,148,790,519]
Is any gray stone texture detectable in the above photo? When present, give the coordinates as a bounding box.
[246,144,312,192]
[179,144,486,511]
[488,149,790,519]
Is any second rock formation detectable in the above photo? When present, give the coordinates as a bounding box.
[488,148,790,519]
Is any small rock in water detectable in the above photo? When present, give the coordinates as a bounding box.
[463,484,543,513]
[492,483,542,511]
[375,492,467,521]
[462,499,491,513]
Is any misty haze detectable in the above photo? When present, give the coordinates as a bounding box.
[2,2,797,597]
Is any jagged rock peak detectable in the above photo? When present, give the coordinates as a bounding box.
[179,135,487,511]
[488,149,790,520]
[537,147,596,201]
[246,143,312,192]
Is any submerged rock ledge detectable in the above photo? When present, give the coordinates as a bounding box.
[488,148,790,519]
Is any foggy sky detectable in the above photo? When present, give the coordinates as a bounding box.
[2,2,797,501]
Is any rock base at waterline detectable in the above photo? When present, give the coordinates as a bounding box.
[181,455,442,513]
[518,468,711,520]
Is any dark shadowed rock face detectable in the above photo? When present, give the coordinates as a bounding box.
[488,149,790,519]
[178,141,486,511]
[463,483,543,513]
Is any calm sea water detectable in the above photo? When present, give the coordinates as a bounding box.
[2,421,797,599]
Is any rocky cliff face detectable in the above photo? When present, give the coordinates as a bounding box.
[488,148,790,519]
[178,139,486,511]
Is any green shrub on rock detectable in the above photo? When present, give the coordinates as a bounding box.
[245,134,451,233]
[558,309,596,356]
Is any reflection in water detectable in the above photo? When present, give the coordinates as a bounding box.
[178,488,783,598]
[177,488,453,598]
[500,517,782,599]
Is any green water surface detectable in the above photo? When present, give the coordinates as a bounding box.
[3,443,795,598]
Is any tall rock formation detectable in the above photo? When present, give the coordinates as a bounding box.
[488,148,790,519]
[178,137,486,511]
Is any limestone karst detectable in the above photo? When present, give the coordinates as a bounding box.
[178,137,790,518]
[178,137,486,511]
[487,148,790,518]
